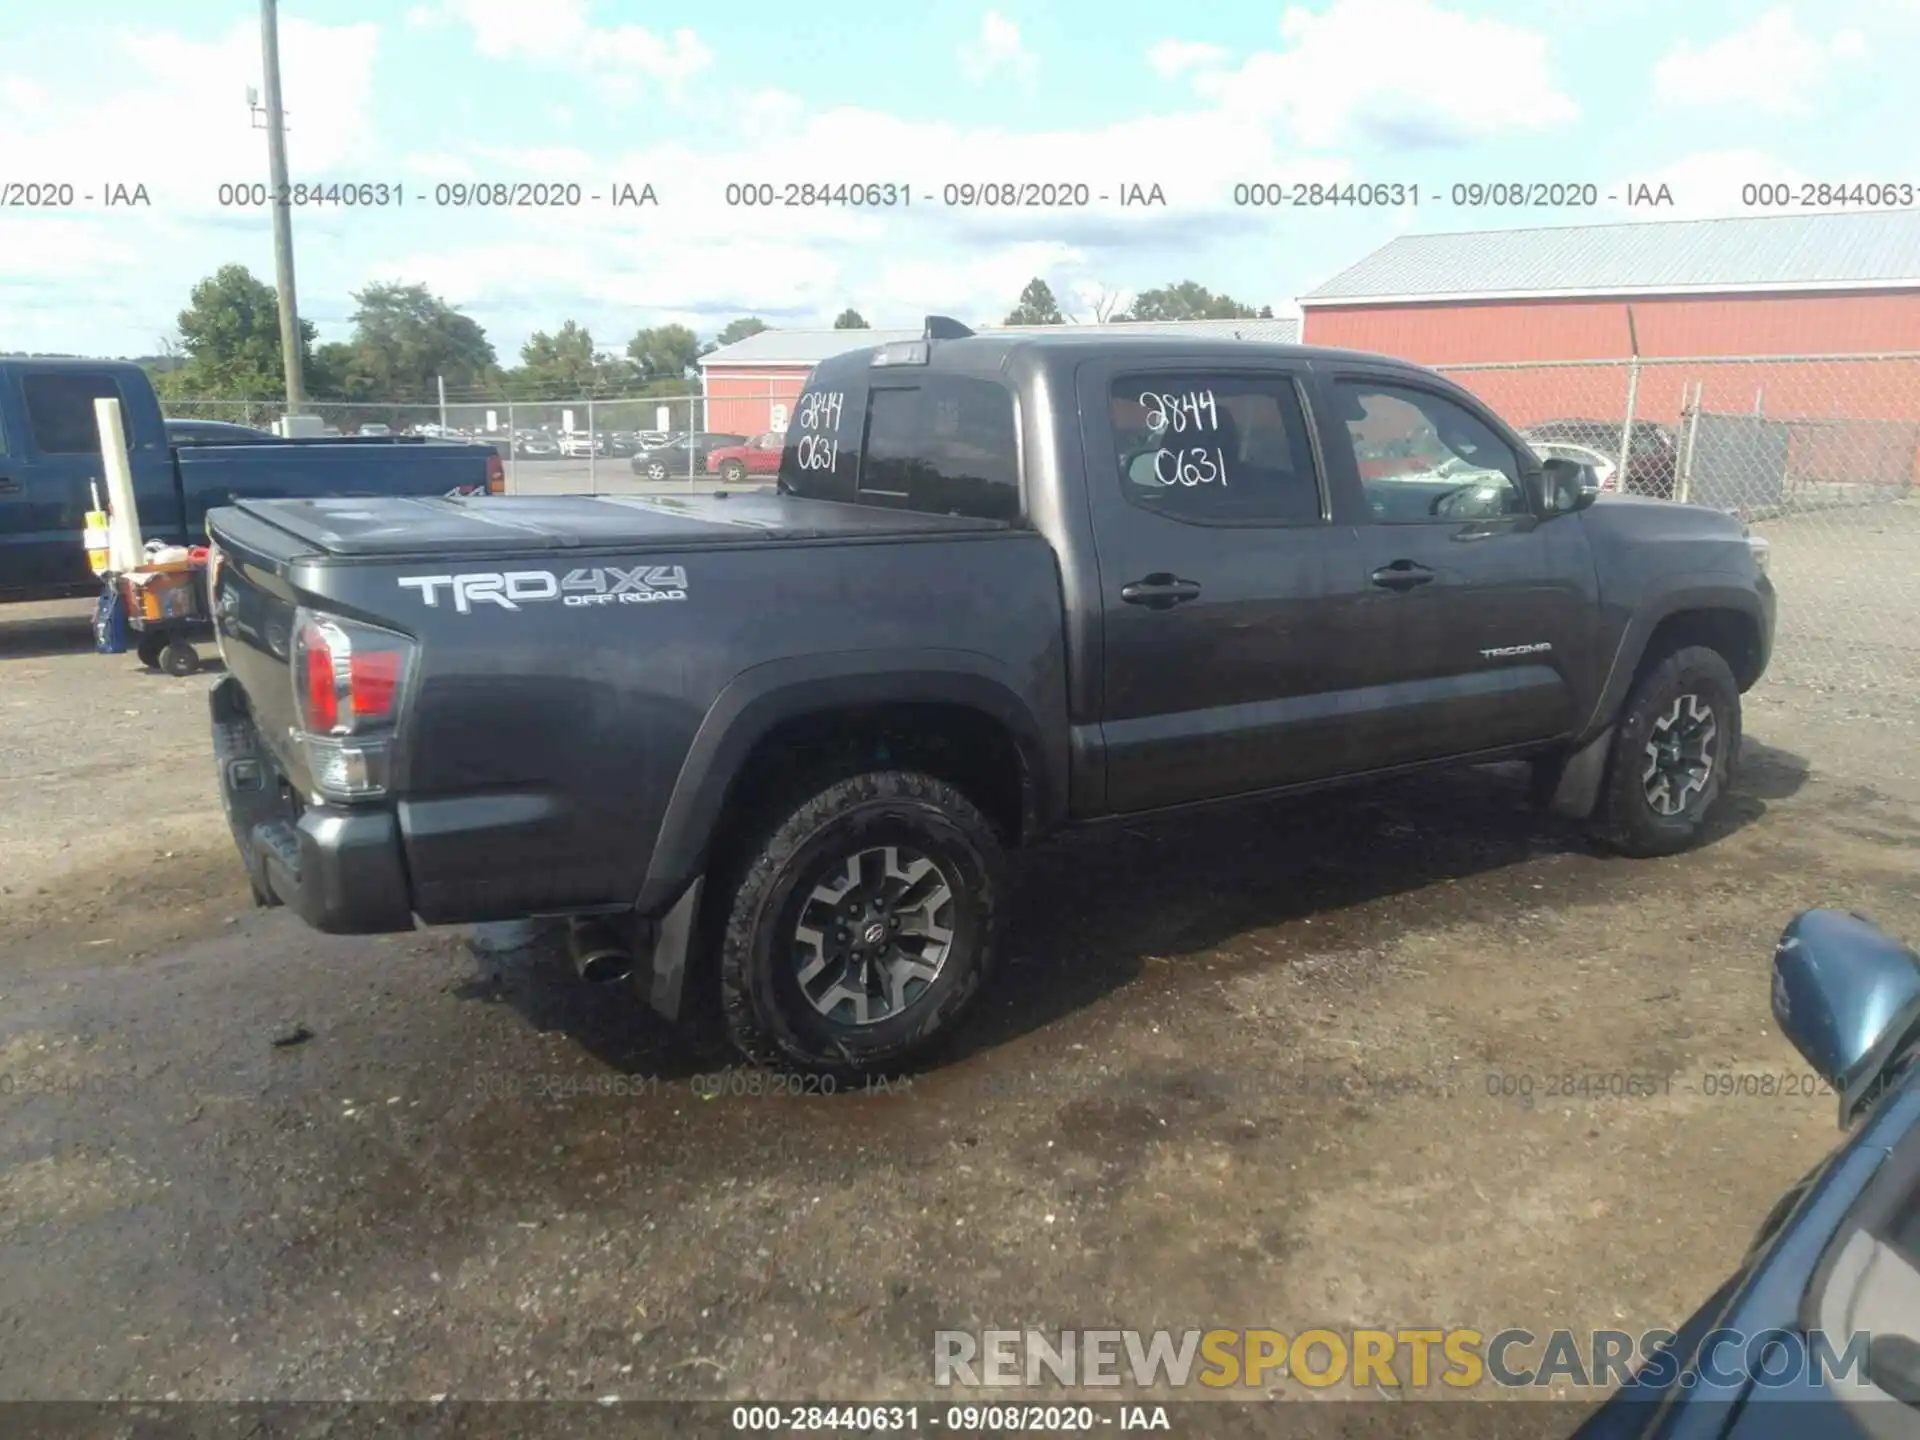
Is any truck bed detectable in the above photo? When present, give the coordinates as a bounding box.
[222,491,1014,560]
[204,491,1066,931]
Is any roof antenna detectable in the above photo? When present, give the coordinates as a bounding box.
[924,315,975,340]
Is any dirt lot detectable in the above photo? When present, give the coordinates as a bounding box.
[2,504,1918,1428]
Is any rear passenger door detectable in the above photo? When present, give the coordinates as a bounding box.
[1318,369,1600,767]
[1076,356,1377,813]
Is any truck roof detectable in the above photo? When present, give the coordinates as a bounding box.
[810,322,1416,382]
[0,354,156,378]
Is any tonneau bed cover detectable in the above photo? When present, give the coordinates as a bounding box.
[221,492,1014,560]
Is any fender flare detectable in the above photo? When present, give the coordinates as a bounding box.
[1579,581,1768,744]
[634,648,1067,915]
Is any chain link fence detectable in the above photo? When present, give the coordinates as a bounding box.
[164,356,1920,708]
[1434,353,1920,710]
[160,391,763,493]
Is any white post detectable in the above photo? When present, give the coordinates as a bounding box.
[95,397,144,572]
[506,399,517,491]
[587,397,597,494]
[437,374,448,433]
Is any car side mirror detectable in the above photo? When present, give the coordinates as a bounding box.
[1532,456,1598,515]
[1773,909,1920,1128]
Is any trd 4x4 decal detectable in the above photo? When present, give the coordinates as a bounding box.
[396,566,689,613]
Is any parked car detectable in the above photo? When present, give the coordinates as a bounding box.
[705,431,785,481]
[1576,909,1920,1438]
[602,431,643,458]
[557,432,604,458]
[357,423,393,437]
[512,432,562,460]
[203,318,1774,1077]
[1524,419,1679,499]
[164,418,276,446]
[0,358,503,604]
[629,431,748,480]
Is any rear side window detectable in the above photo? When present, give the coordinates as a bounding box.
[1110,372,1323,524]
[858,376,1020,520]
[779,369,1021,521]
[21,372,125,455]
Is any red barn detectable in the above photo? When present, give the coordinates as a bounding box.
[1298,211,1920,492]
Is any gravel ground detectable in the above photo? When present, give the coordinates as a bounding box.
[1,501,1917,1429]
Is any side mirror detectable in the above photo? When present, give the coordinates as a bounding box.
[1772,909,1920,1127]
[1532,456,1598,515]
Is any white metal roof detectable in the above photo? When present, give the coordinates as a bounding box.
[700,316,1300,367]
[1298,209,1920,307]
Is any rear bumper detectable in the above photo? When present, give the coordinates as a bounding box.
[211,676,414,934]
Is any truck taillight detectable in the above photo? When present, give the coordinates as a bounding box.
[290,609,416,799]
[486,452,506,494]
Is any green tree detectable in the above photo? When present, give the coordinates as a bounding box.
[710,316,769,349]
[1004,278,1064,326]
[164,263,318,398]
[627,323,701,382]
[335,281,496,400]
[508,321,600,397]
[1118,281,1262,323]
[833,308,870,329]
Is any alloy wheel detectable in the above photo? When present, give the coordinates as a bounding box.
[791,845,956,1026]
[1642,693,1717,816]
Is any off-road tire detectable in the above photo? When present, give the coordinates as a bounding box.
[717,770,1005,1078]
[1594,644,1741,858]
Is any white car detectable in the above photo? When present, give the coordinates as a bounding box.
[558,432,602,457]
[1527,438,1617,492]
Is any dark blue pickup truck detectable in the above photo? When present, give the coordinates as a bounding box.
[0,357,504,603]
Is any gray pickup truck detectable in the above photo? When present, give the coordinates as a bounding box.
[204,319,1776,1075]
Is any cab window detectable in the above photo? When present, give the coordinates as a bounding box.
[1332,381,1526,523]
[1109,371,1323,524]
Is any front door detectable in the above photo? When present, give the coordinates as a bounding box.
[1318,371,1601,768]
[1077,356,1377,813]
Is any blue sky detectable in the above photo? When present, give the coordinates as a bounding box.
[1,0,1914,366]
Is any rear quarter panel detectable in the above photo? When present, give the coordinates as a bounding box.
[265,531,1068,923]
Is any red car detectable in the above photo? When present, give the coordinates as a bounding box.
[705,431,784,481]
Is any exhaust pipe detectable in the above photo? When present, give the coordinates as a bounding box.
[568,916,635,985]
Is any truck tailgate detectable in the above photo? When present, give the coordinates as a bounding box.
[224,491,1010,559]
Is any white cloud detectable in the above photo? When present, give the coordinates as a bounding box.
[960,12,1038,87]
[1147,40,1229,78]
[406,0,710,100]
[1652,10,1865,115]
[0,17,381,197]
[1175,0,1576,149]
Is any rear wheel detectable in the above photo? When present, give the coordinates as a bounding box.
[135,632,166,668]
[645,461,668,481]
[719,459,747,483]
[161,640,201,677]
[1594,645,1740,857]
[717,770,1005,1077]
